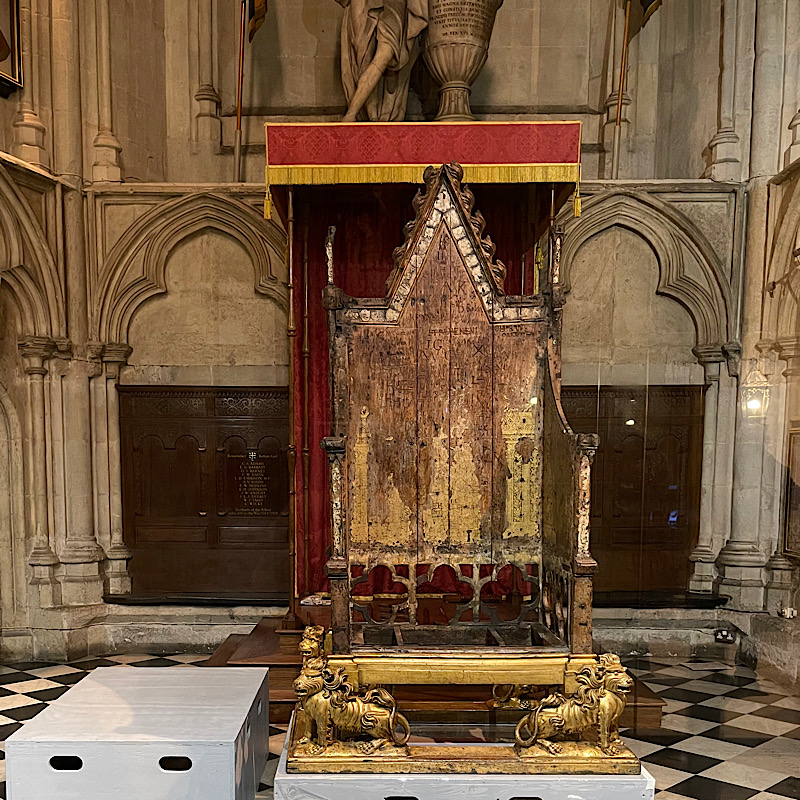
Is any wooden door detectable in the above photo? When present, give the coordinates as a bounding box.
[120,387,290,601]
[561,386,703,594]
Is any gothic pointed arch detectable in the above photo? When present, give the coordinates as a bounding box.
[97,192,288,343]
[763,177,800,347]
[560,190,733,348]
[0,164,65,337]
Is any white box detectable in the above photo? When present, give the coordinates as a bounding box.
[6,666,269,800]
[274,714,655,800]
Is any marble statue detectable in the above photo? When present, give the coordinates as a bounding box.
[334,0,428,122]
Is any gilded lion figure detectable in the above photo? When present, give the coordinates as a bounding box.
[293,626,411,755]
[515,654,633,755]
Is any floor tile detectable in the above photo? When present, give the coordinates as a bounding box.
[67,658,122,670]
[679,679,738,696]
[727,688,789,704]
[659,687,717,704]
[655,666,712,679]
[663,698,693,714]
[699,762,789,790]
[620,735,664,758]
[767,776,800,799]
[676,703,743,724]
[668,775,759,800]
[700,696,767,714]
[160,653,209,663]
[730,736,800,778]
[0,722,21,741]
[643,747,721,774]
[659,714,719,735]
[702,673,755,687]
[129,657,185,667]
[644,762,694,790]
[743,681,793,696]
[0,673,32,686]
[100,654,160,664]
[2,703,48,722]
[2,678,63,694]
[25,665,83,679]
[644,678,690,690]
[671,734,751,760]
[623,727,692,747]
[685,662,730,672]
[25,686,70,703]
[701,724,775,748]
[0,695,38,712]
[726,715,800,737]
[46,672,87,685]
[773,697,800,712]
[752,706,800,726]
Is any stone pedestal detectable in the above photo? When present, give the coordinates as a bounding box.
[715,544,766,610]
[274,733,655,800]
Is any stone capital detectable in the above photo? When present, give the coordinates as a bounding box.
[101,342,133,364]
[693,345,725,383]
[722,341,742,377]
[18,335,56,374]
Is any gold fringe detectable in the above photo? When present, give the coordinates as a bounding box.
[265,163,580,186]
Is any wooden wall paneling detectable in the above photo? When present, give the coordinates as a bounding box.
[119,387,290,600]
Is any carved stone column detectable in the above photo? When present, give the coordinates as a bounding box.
[601,1,632,178]
[707,0,742,180]
[717,378,768,610]
[195,0,221,144]
[323,436,350,654]
[571,434,598,654]
[91,0,122,181]
[783,0,800,167]
[689,346,726,592]
[103,344,132,594]
[59,356,105,605]
[19,336,60,607]
[11,0,48,166]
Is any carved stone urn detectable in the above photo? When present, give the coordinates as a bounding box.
[422,0,504,121]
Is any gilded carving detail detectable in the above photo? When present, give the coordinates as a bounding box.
[292,627,410,757]
[577,452,592,557]
[515,654,633,757]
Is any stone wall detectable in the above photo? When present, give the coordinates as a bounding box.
[124,229,289,386]
[109,0,167,182]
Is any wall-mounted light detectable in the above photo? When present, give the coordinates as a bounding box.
[740,362,770,419]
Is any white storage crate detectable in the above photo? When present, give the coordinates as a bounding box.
[6,666,269,800]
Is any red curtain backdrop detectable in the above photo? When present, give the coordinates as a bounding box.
[291,183,539,595]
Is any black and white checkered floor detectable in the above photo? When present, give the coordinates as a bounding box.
[0,653,796,799]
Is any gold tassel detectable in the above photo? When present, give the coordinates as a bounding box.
[264,187,272,219]
[573,188,581,217]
